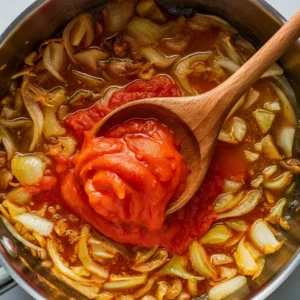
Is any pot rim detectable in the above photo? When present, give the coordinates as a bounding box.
[0,1,299,299]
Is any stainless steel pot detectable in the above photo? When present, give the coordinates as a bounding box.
[0,0,299,299]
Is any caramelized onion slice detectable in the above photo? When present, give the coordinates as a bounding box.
[218,117,247,144]
[21,81,44,152]
[225,220,248,232]
[6,187,32,205]
[250,220,283,254]
[14,213,53,236]
[157,255,204,280]
[173,52,212,95]
[73,48,109,70]
[46,238,90,283]
[78,226,109,279]
[211,254,233,266]
[253,109,275,134]
[11,155,45,186]
[214,191,245,213]
[216,189,262,220]
[141,46,179,68]
[263,172,293,190]
[271,82,297,128]
[102,0,135,35]
[266,199,287,224]
[279,159,300,173]
[208,276,247,300]
[132,249,168,273]
[277,125,295,158]
[223,179,242,193]
[190,241,218,280]
[135,245,159,265]
[43,42,66,82]
[200,224,232,245]
[104,274,147,291]
[261,135,282,160]
[244,150,259,162]
[0,125,17,161]
[51,268,100,299]
[234,237,258,276]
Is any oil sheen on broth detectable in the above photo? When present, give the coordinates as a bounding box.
[0,1,299,300]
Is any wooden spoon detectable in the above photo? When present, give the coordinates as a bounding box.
[95,10,300,215]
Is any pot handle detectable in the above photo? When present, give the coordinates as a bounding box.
[0,265,16,294]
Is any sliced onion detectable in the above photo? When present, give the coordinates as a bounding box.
[218,117,247,144]
[216,189,262,220]
[190,241,218,280]
[242,88,260,110]
[43,42,66,82]
[187,13,237,34]
[132,249,168,272]
[0,118,32,129]
[187,279,198,297]
[70,14,95,47]
[173,52,212,95]
[11,155,45,185]
[51,268,100,299]
[263,172,293,190]
[214,191,245,213]
[252,257,265,280]
[225,220,248,232]
[211,254,233,266]
[73,48,109,70]
[208,276,247,300]
[262,63,283,78]
[137,0,166,23]
[277,125,295,158]
[72,266,91,277]
[266,199,287,224]
[72,70,106,89]
[2,216,45,253]
[200,224,232,245]
[91,244,115,259]
[165,279,182,299]
[94,292,114,300]
[271,82,297,127]
[156,282,168,300]
[102,0,135,35]
[264,100,281,112]
[135,245,159,264]
[63,18,78,62]
[141,46,179,69]
[226,94,245,121]
[14,213,53,236]
[46,238,91,283]
[253,109,275,134]
[215,56,239,74]
[2,200,27,217]
[223,179,242,193]
[157,255,204,280]
[42,88,67,140]
[6,187,32,205]
[262,165,278,179]
[279,159,300,173]
[21,81,44,151]
[251,175,264,188]
[234,237,258,275]
[131,277,156,299]
[250,220,283,254]
[127,17,180,46]
[261,135,282,160]
[78,226,109,279]
[164,34,190,53]
[244,150,259,162]
[0,125,17,161]
[220,267,238,280]
[104,274,147,291]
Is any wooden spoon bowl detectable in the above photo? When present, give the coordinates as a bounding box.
[95,10,300,214]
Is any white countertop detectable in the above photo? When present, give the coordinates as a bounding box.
[0,0,299,299]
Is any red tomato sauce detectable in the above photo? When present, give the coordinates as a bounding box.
[61,76,227,254]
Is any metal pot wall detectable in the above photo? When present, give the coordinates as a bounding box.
[0,0,299,299]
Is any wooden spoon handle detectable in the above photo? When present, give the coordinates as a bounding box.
[213,9,300,111]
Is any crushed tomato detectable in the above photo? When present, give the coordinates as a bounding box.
[60,76,224,254]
